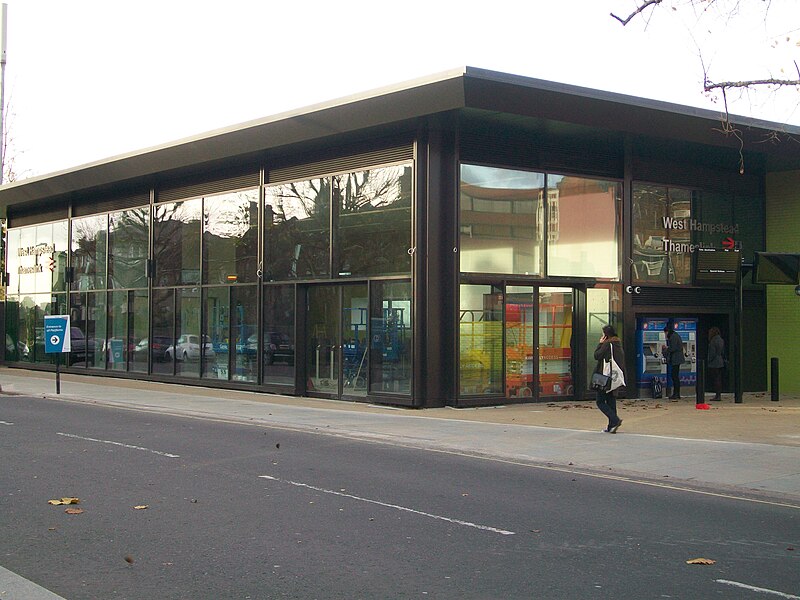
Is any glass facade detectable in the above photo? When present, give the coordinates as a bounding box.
[1,134,764,407]
[3,159,413,405]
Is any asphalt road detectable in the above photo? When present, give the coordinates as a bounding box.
[1,395,799,600]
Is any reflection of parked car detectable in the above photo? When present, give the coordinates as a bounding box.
[68,327,95,365]
[133,336,173,362]
[5,334,30,360]
[166,334,215,362]
[258,332,294,365]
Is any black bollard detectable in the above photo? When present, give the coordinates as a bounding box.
[696,358,705,405]
[771,357,779,402]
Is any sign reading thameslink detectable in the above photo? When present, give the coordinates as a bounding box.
[661,217,739,254]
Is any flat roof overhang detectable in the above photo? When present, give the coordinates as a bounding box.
[2,66,799,214]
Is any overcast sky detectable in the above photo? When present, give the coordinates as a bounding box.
[3,0,799,180]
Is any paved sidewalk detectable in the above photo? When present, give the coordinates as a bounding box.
[2,367,799,504]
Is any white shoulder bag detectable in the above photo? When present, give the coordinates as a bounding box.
[602,343,626,391]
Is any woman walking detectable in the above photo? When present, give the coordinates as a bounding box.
[594,325,626,433]
[707,327,725,401]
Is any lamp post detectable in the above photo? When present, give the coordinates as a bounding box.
[0,3,7,185]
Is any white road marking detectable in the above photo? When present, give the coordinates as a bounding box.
[56,432,180,457]
[0,420,13,425]
[716,579,800,599]
[0,564,66,599]
[259,474,515,536]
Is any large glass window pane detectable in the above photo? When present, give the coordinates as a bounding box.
[68,292,88,367]
[87,291,106,370]
[8,222,68,295]
[109,207,150,289]
[203,286,229,381]
[203,189,259,284]
[505,286,534,398]
[264,179,330,281]
[633,184,694,285]
[130,290,149,373]
[6,228,20,293]
[547,176,621,278]
[370,281,412,394]
[153,200,202,287]
[538,287,573,397]
[232,285,258,383]
[459,284,503,395]
[71,215,108,290]
[30,293,66,364]
[108,290,128,372]
[4,297,30,362]
[334,165,412,277]
[151,289,175,375]
[460,165,544,275]
[263,285,295,385]
[586,285,623,390]
[175,287,203,378]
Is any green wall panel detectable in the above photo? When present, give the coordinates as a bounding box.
[766,171,800,393]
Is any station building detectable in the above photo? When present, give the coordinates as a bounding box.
[1,67,799,406]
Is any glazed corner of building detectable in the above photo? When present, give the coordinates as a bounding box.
[1,66,799,404]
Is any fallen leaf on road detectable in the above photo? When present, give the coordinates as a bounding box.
[48,497,80,505]
[65,508,84,515]
[134,505,149,510]
[686,558,715,565]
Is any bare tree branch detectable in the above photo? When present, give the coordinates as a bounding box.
[705,76,800,92]
[611,0,664,25]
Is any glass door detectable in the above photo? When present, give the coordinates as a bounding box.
[306,283,369,399]
[537,287,574,398]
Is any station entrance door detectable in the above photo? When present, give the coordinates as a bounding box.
[305,283,369,400]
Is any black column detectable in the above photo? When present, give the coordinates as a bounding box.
[413,119,457,407]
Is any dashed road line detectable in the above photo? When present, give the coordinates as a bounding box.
[56,432,180,457]
[259,474,515,536]
[716,579,800,599]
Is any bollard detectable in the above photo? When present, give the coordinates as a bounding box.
[771,357,779,402]
[696,359,706,405]
[695,359,709,408]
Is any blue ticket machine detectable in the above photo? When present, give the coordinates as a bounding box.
[635,317,697,397]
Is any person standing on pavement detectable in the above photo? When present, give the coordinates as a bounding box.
[594,325,625,433]
[706,327,725,402]
[662,324,685,399]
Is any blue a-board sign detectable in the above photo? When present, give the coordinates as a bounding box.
[44,315,71,353]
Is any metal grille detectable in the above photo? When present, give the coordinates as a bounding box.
[267,145,414,184]
[8,201,69,228]
[157,171,260,203]
[73,189,151,217]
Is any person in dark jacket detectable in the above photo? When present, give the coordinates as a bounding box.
[662,324,685,399]
[707,327,725,401]
[594,325,625,433]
